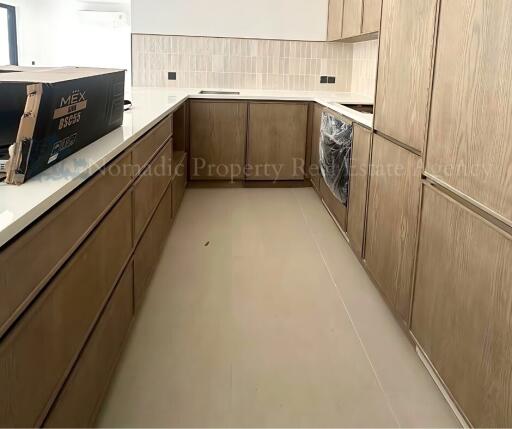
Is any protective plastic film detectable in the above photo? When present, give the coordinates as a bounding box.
[319,112,353,206]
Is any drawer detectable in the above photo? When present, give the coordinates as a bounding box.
[131,115,173,173]
[133,141,173,241]
[44,263,133,428]
[134,184,173,310]
[320,177,348,232]
[0,191,132,428]
[172,153,187,218]
[0,151,132,337]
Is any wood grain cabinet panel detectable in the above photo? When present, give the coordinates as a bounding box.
[0,192,132,428]
[347,125,372,257]
[0,151,131,338]
[320,177,348,232]
[425,0,512,225]
[247,103,308,181]
[190,101,247,180]
[133,141,173,241]
[134,183,173,309]
[365,134,421,321]
[374,0,438,151]
[44,263,133,428]
[412,185,512,428]
[327,0,344,41]
[172,153,188,219]
[309,104,324,192]
[342,0,363,39]
[362,0,382,34]
[132,115,172,173]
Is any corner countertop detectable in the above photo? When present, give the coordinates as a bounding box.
[0,87,373,248]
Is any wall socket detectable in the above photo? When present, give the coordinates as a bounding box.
[320,76,328,84]
[320,75,336,84]
[168,71,177,80]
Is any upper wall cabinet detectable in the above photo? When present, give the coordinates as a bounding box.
[327,0,381,42]
[374,0,438,152]
[362,0,383,34]
[327,0,344,41]
[425,0,512,225]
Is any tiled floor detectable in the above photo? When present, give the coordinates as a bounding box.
[97,188,459,428]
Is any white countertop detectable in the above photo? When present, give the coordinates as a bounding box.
[0,87,373,248]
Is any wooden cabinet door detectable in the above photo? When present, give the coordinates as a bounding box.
[247,103,308,181]
[327,0,344,41]
[365,135,421,321]
[412,185,512,428]
[347,124,372,257]
[44,263,133,428]
[189,101,247,180]
[374,0,438,151]
[425,0,512,225]
[310,104,324,192]
[362,0,382,34]
[342,0,363,39]
[0,192,132,428]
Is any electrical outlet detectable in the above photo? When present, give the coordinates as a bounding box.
[168,72,177,80]
[328,76,336,84]
[320,76,328,84]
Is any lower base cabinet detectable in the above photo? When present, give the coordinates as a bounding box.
[347,124,372,257]
[412,185,512,428]
[44,263,134,428]
[365,134,421,322]
[133,183,173,309]
[320,177,348,232]
[172,153,188,218]
[309,104,324,191]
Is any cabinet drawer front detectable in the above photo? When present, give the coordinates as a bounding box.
[134,184,173,309]
[44,263,133,428]
[247,102,308,181]
[172,154,188,218]
[133,141,173,241]
[347,125,372,257]
[412,185,512,428]
[365,134,421,321]
[320,177,348,232]
[189,101,247,180]
[0,192,132,428]
[0,152,132,337]
[132,115,172,173]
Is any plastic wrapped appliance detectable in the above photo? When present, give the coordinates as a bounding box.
[319,112,353,206]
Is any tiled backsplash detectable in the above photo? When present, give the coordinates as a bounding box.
[132,34,379,96]
[351,39,379,99]
[132,34,354,91]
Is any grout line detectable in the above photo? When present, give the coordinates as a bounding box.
[291,188,402,428]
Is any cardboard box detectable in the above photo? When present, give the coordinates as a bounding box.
[0,67,125,184]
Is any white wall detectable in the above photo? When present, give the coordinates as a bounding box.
[4,0,131,82]
[132,0,329,41]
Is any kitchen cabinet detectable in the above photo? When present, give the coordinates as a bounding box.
[0,191,132,428]
[347,124,372,258]
[412,184,512,428]
[133,141,173,242]
[190,100,247,180]
[320,177,348,232]
[362,0,382,34]
[365,134,421,322]
[44,263,133,428]
[132,115,173,173]
[309,104,324,192]
[425,0,512,225]
[327,0,344,41]
[133,182,173,310]
[247,102,308,181]
[342,0,363,39]
[374,0,438,152]
[172,153,188,218]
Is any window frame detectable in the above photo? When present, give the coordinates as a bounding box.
[0,2,18,65]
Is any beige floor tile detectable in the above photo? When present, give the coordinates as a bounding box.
[97,187,457,428]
